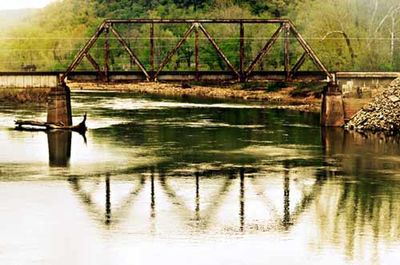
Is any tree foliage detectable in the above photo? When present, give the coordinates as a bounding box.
[0,0,399,72]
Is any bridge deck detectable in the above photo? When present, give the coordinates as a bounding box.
[0,71,398,89]
[0,72,60,88]
[66,71,328,83]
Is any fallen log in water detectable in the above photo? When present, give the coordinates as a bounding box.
[15,113,87,133]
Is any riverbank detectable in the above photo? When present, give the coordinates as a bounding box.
[68,82,322,112]
[0,83,322,112]
[0,88,49,104]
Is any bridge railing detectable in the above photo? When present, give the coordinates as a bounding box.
[61,19,333,84]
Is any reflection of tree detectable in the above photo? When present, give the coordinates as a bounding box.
[313,178,400,262]
[320,128,400,262]
[322,128,400,175]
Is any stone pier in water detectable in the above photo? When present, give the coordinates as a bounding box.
[47,84,72,126]
[320,83,345,127]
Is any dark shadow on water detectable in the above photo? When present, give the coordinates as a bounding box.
[47,130,72,167]
[47,130,86,168]
[322,128,400,176]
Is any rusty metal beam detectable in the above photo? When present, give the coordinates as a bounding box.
[62,19,333,84]
[245,25,284,76]
[65,70,329,83]
[195,27,199,81]
[198,23,240,79]
[239,22,245,82]
[150,22,155,77]
[106,19,289,24]
[154,23,196,80]
[109,25,150,80]
[104,26,110,82]
[85,53,101,73]
[61,21,106,83]
[289,52,307,79]
[284,23,290,81]
[288,21,333,81]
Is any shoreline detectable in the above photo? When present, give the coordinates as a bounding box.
[0,83,322,112]
[0,88,50,105]
[68,82,322,112]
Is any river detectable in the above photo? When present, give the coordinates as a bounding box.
[0,90,399,265]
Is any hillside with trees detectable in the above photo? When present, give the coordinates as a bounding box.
[0,0,399,72]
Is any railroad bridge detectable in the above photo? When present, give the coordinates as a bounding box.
[61,18,333,83]
[3,19,394,127]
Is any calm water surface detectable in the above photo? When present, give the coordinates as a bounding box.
[0,91,399,265]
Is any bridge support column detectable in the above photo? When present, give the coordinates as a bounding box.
[320,83,345,127]
[47,84,72,126]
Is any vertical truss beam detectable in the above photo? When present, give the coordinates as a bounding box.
[284,23,290,81]
[150,22,155,80]
[239,22,245,82]
[62,19,332,84]
[195,26,199,81]
[104,25,110,82]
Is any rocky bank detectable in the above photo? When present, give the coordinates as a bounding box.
[345,77,400,132]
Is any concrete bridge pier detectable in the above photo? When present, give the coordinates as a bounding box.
[320,83,345,127]
[47,84,72,126]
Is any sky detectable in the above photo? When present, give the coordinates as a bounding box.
[0,0,57,10]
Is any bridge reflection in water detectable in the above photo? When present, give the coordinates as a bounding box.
[46,127,400,262]
[66,166,323,232]
[47,128,326,232]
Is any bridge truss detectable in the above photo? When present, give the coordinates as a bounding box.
[61,19,333,83]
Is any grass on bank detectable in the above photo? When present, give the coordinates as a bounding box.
[186,81,326,97]
[0,82,325,104]
[0,88,50,104]
[241,81,325,97]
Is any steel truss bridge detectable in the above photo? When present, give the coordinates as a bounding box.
[61,19,333,84]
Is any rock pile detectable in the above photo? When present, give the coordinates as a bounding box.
[345,77,400,132]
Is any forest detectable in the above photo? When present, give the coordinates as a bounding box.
[0,0,399,72]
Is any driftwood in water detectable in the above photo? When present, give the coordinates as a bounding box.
[15,113,87,133]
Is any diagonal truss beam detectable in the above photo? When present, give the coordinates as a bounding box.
[62,19,332,84]
[85,52,102,73]
[109,25,150,80]
[245,24,284,76]
[198,23,240,79]
[61,21,106,83]
[288,21,333,81]
[154,23,196,79]
[289,52,307,79]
